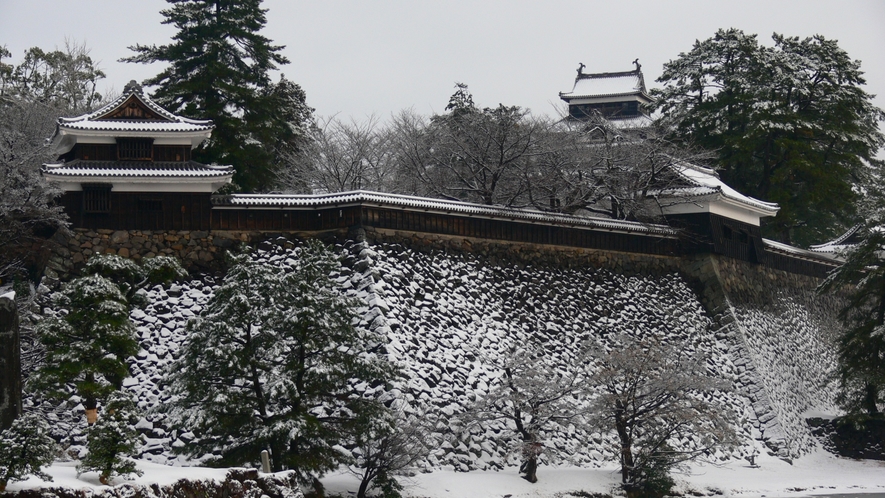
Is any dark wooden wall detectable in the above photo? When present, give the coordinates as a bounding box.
[61,194,835,277]
[668,212,836,278]
[210,205,681,256]
[62,192,212,231]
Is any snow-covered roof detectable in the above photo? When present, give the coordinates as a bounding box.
[50,81,214,154]
[659,164,780,217]
[605,115,654,129]
[58,81,213,132]
[58,120,213,133]
[213,190,679,237]
[560,69,651,102]
[43,160,234,180]
[808,224,863,257]
[42,160,234,192]
[763,238,843,264]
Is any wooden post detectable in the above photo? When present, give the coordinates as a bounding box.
[0,292,21,432]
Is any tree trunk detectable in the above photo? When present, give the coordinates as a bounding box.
[615,415,634,487]
[864,383,880,416]
[520,454,538,483]
[84,372,98,424]
[269,441,285,472]
[0,294,21,432]
[357,469,373,498]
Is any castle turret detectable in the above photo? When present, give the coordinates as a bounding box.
[42,81,233,230]
[559,61,653,127]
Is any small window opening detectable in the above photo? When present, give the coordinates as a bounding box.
[83,184,112,214]
[117,138,154,161]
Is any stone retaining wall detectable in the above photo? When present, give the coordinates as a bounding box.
[36,226,844,462]
[45,227,686,282]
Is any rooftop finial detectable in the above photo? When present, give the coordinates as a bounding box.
[633,58,641,71]
[123,80,143,94]
[577,62,585,76]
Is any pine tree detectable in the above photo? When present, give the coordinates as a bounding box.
[165,241,393,481]
[31,273,136,421]
[653,29,885,246]
[122,0,313,192]
[818,224,885,418]
[77,391,143,484]
[31,254,186,422]
[0,412,56,492]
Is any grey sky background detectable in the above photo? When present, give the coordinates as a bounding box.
[1,0,883,124]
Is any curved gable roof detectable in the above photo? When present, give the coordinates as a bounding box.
[56,81,213,134]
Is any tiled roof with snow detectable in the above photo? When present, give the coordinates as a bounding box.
[661,164,780,216]
[808,224,862,256]
[560,70,650,101]
[213,190,678,236]
[42,160,234,179]
[57,81,213,134]
[58,120,214,133]
[763,238,843,264]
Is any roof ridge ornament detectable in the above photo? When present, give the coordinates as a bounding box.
[633,58,641,72]
[123,80,143,95]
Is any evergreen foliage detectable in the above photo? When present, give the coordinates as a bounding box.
[653,29,885,245]
[83,254,187,306]
[165,240,394,481]
[31,254,186,417]
[78,391,143,484]
[0,412,56,491]
[819,224,885,418]
[123,0,313,192]
[31,273,136,415]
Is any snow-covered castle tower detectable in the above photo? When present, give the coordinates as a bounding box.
[42,81,234,231]
[559,60,654,127]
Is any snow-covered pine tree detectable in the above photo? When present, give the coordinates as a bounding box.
[165,240,394,481]
[122,0,313,192]
[0,412,56,492]
[31,273,136,423]
[31,254,186,423]
[653,29,885,245]
[818,223,885,418]
[77,391,143,484]
[82,253,187,306]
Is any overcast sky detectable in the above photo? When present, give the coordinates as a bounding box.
[1,0,883,123]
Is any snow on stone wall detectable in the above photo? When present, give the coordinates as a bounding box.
[351,240,753,470]
[26,236,841,469]
[709,257,842,459]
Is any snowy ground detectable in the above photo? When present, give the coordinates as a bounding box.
[6,450,885,497]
